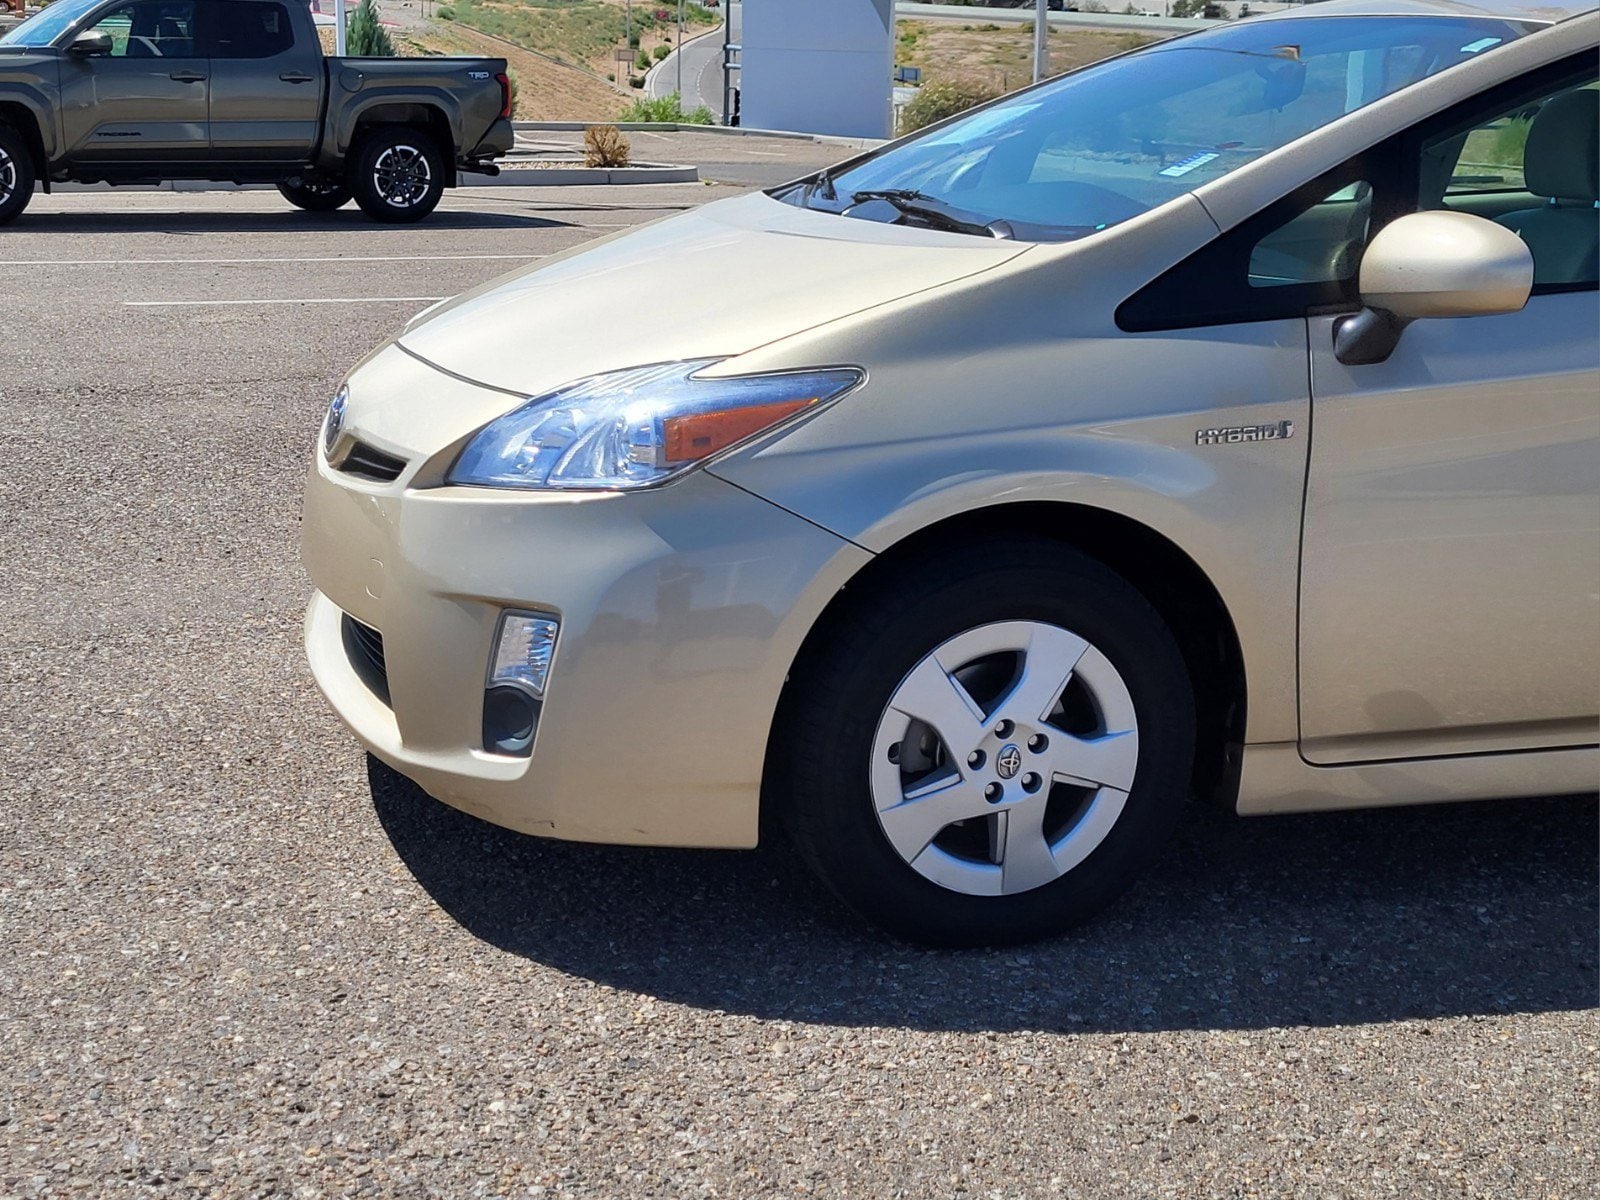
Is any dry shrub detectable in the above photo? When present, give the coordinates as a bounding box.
[898,79,1002,135]
[583,125,631,168]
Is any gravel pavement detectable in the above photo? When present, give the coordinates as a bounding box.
[0,186,1596,1199]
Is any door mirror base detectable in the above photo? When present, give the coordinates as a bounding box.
[1333,307,1411,366]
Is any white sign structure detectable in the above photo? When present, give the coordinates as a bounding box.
[739,0,894,139]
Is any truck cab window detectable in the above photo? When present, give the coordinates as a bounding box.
[91,0,195,58]
[211,1,295,59]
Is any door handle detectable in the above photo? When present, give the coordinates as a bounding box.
[280,72,315,83]
[169,71,206,83]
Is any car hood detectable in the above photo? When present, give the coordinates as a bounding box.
[396,191,1031,398]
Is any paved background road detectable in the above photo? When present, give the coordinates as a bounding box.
[0,177,1595,1197]
[647,0,739,113]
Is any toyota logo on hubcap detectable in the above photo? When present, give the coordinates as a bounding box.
[996,744,1022,779]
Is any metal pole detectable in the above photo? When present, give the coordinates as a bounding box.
[335,0,347,55]
[625,0,631,47]
[721,8,731,124]
[1032,0,1049,84]
[676,0,684,100]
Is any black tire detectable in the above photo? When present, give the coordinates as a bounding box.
[0,124,37,226]
[349,127,445,224]
[278,178,352,212]
[774,538,1195,947]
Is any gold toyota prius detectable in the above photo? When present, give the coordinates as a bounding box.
[303,0,1599,945]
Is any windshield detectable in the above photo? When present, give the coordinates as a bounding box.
[0,0,108,46]
[791,16,1536,241]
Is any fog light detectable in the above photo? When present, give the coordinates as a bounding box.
[489,612,559,698]
[483,686,538,757]
[483,612,558,757]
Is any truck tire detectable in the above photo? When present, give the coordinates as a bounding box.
[0,125,36,227]
[350,127,445,224]
[278,179,352,213]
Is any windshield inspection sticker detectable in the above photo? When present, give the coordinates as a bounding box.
[1159,151,1220,178]
[1460,37,1502,54]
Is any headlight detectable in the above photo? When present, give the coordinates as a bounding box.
[447,359,864,491]
[322,386,348,458]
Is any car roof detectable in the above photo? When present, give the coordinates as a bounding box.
[1246,0,1596,26]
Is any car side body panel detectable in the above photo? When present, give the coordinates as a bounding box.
[1238,742,1599,814]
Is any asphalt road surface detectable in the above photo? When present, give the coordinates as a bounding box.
[0,184,1596,1198]
[649,0,739,115]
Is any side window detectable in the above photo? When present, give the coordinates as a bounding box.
[1416,71,1599,289]
[89,0,196,58]
[212,1,294,58]
[1248,182,1373,289]
[1117,163,1377,332]
[1116,55,1597,332]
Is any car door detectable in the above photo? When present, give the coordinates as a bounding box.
[57,0,209,163]
[1298,58,1600,765]
[205,0,322,161]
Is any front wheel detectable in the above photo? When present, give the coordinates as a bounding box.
[278,178,352,212]
[776,540,1196,947]
[0,125,37,226]
[350,128,446,224]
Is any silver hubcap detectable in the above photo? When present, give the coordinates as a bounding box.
[870,620,1140,897]
[372,145,430,208]
[0,148,15,203]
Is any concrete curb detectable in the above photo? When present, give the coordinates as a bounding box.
[45,163,700,193]
[512,120,883,150]
[477,163,699,186]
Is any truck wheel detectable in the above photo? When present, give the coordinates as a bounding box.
[351,128,445,224]
[0,125,36,227]
[773,539,1195,947]
[278,179,352,213]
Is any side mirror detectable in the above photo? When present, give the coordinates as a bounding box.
[68,30,114,57]
[1334,210,1534,365]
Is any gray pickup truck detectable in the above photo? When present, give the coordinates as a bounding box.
[0,0,513,223]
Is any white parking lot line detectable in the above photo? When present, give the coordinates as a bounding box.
[125,296,445,307]
[0,254,544,267]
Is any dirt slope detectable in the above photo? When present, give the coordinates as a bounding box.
[398,21,631,120]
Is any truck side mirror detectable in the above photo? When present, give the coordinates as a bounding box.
[1334,210,1534,365]
[69,30,115,57]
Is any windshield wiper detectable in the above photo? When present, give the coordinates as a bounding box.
[849,189,1010,239]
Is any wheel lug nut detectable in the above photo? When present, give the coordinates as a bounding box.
[1027,734,1048,753]
[994,719,1014,738]
[967,750,986,770]
[1021,773,1042,794]
[984,782,1003,803]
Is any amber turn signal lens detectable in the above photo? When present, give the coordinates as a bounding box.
[661,398,816,465]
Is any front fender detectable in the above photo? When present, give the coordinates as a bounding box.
[702,201,1310,745]
[0,65,63,161]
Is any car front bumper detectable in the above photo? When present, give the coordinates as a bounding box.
[302,454,868,849]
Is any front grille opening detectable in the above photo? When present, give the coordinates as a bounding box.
[341,614,390,707]
[337,441,407,483]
